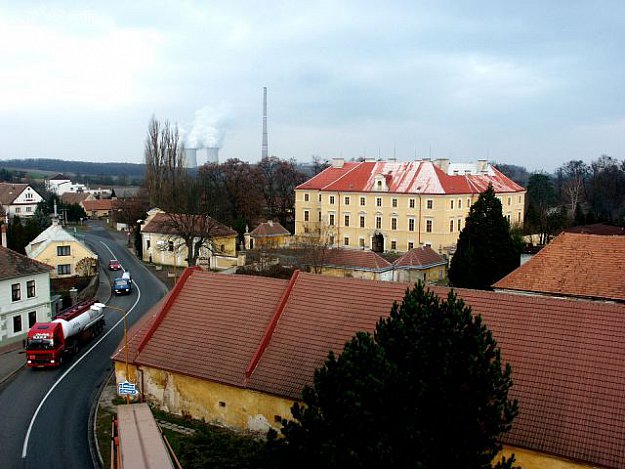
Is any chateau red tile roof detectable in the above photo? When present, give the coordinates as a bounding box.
[296,160,524,195]
[141,212,237,238]
[250,220,290,237]
[311,248,392,271]
[0,245,53,280]
[114,269,625,468]
[393,246,447,269]
[493,232,625,302]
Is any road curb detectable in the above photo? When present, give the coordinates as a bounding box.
[90,371,113,469]
[0,363,24,389]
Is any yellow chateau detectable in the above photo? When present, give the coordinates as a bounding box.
[295,158,526,255]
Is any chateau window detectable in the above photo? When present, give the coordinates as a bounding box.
[426,220,433,232]
[467,198,471,208]
[344,196,350,205]
[319,194,322,202]
[506,214,511,223]
[329,214,335,226]
[392,198,397,208]
[318,211,322,222]
[376,217,382,229]
[426,200,433,209]
[449,220,454,232]
[391,218,397,230]
[359,238,365,248]
[168,241,174,252]
[304,193,309,202]
[146,240,151,249]
[391,240,397,250]
[329,196,335,205]
[458,199,462,209]
[344,237,350,246]
[360,197,366,206]
[27,280,35,298]
[376,197,382,207]
[304,210,309,222]
[344,215,350,227]
[458,218,462,231]
[360,216,365,228]
[450,200,454,210]
[409,199,415,209]
[517,212,522,222]
[408,219,415,232]
[508,197,511,206]
[11,283,21,302]
[408,242,414,250]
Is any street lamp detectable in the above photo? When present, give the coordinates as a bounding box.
[93,302,131,404]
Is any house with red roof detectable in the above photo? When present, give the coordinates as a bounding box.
[494,231,625,303]
[113,267,625,469]
[392,245,448,283]
[301,247,394,280]
[0,183,43,219]
[295,158,525,256]
[244,220,291,249]
[140,208,238,270]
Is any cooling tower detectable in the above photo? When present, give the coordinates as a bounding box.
[206,147,219,164]
[183,148,198,168]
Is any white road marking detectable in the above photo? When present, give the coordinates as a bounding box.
[21,241,142,459]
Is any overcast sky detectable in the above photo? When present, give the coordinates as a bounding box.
[1,1,624,172]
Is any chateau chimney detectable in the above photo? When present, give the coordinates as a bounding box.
[332,157,345,168]
[434,158,450,173]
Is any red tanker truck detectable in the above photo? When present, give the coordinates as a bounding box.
[25,299,105,368]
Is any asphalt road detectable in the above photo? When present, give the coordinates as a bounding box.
[0,222,168,469]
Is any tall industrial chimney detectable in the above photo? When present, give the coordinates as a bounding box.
[183,148,198,168]
[262,86,268,159]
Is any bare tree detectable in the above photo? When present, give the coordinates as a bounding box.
[144,116,186,207]
[295,221,335,274]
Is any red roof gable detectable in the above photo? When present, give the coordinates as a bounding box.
[296,160,524,195]
[250,220,290,237]
[312,248,392,271]
[141,212,237,238]
[393,246,447,268]
[82,199,113,211]
[115,269,625,468]
[493,232,625,302]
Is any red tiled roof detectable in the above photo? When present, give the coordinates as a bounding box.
[250,221,290,237]
[393,246,447,269]
[320,248,392,271]
[0,245,53,280]
[0,183,29,205]
[115,269,625,468]
[493,232,625,302]
[296,161,524,195]
[60,192,91,205]
[82,199,113,211]
[141,212,237,238]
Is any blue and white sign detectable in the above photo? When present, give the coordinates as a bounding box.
[118,380,138,396]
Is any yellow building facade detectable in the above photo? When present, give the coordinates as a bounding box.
[295,159,526,255]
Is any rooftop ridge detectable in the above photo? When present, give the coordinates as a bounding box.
[244,269,301,385]
[136,266,201,355]
[320,161,365,191]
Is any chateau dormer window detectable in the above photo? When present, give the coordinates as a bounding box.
[373,174,389,192]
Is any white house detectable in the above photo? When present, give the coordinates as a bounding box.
[0,246,53,346]
[0,183,44,219]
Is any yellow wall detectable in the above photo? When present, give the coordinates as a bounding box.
[319,266,384,281]
[113,362,599,467]
[501,446,597,469]
[115,362,295,432]
[34,241,97,278]
[142,231,237,268]
[394,264,448,284]
[252,235,291,249]
[295,188,525,255]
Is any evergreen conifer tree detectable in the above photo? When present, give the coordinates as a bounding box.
[267,284,518,469]
[448,184,520,289]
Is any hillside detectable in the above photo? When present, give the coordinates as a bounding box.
[0,158,145,179]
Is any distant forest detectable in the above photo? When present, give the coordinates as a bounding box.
[0,158,145,184]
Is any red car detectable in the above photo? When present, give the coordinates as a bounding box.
[108,259,122,271]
